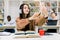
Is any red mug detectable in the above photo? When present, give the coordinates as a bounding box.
[39,29,45,36]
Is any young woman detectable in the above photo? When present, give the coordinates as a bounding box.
[16,4,31,31]
[16,3,48,31]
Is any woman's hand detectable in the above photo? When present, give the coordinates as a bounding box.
[40,2,48,17]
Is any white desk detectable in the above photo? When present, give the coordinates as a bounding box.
[0,26,60,40]
[0,33,60,40]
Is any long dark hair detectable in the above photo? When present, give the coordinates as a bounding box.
[19,3,30,19]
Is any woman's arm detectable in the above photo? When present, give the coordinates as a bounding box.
[40,2,48,17]
[16,17,29,30]
[29,12,40,20]
[28,2,48,25]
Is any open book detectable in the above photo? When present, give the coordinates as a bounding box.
[14,31,40,38]
[15,31,35,35]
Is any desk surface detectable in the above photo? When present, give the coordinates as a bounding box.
[42,25,60,27]
[0,33,60,40]
[35,25,60,28]
[0,26,60,40]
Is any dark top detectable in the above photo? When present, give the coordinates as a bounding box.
[19,14,30,31]
[21,24,30,31]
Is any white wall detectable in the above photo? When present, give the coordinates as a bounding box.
[4,0,9,22]
[4,0,40,22]
[4,0,21,22]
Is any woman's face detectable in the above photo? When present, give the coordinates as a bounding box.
[23,5,30,14]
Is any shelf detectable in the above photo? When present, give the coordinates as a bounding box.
[0,26,15,29]
[0,26,15,30]
[0,19,3,20]
[0,26,15,31]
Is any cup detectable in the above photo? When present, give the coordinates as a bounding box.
[39,29,45,36]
